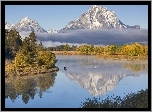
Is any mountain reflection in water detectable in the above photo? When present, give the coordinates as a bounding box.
[65,72,141,96]
[57,56,148,96]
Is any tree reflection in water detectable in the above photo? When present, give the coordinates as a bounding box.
[79,57,148,73]
[121,63,148,72]
[97,61,148,73]
[5,72,57,104]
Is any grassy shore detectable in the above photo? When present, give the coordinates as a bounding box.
[5,59,59,77]
[97,54,148,61]
[51,51,148,61]
[5,66,59,77]
[51,51,82,55]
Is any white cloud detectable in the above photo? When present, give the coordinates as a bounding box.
[41,41,85,47]
[19,29,148,47]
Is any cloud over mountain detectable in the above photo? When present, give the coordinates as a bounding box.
[19,29,148,47]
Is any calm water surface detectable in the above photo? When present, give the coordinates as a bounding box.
[5,55,148,108]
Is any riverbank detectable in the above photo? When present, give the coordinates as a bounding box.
[51,51,148,61]
[5,59,59,77]
[51,51,81,55]
[97,54,148,61]
[5,66,59,77]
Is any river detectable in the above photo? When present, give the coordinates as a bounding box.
[5,55,148,108]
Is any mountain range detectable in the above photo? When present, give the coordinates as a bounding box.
[5,5,141,33]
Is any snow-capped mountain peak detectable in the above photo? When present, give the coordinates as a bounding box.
[6,17,47,33]
[24,17,29,20]
[61,5,140,31]
[21,17,30,21]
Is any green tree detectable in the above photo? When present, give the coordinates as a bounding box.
[81,45,89,54]
[37,51,58,68]
[111,44,119,55]
[14,52,30,69]
[64,44,70,51]
[18,37,35,64]
[94,46,103,55]
[18,32,38,64]
[104,45,112,54]
[28,31,37,59]
[5,29,22,59]
[29,31,37,47]
[36,42,44,52]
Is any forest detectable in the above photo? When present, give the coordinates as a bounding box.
[5,29,59,77]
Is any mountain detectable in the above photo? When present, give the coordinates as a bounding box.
[60,5,140,32]
[5,18,59,33]
[5,5,141,33]
[5,17,47,33]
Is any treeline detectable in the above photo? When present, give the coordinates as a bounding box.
[47,44,77,51]
[76,44,148,56]
[5,29,59,77]
[47,43,148,56]
[47,43,148,60]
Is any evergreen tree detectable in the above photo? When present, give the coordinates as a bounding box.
[5,29,22,59]
[18,37,33,64]
[29,31,37,47]
[36,42,44,52]
[29,31,37,57]
[18,32,38,64]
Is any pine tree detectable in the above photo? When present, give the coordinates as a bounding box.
[36,42,44,52]
[5,29,22,59]
[18,32,38,64]
[29,31,37,47]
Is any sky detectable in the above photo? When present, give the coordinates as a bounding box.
[5,5,148,30]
